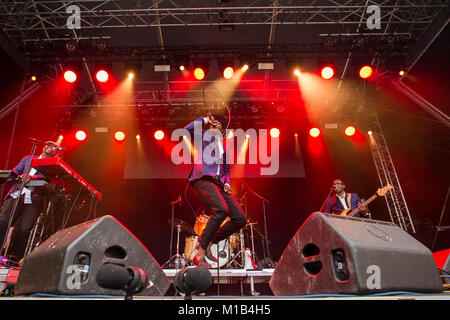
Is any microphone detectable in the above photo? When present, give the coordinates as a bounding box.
[28,137,45,144]
[174,266,212,299]
[96,263,150,298]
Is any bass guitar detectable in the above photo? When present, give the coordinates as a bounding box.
[340,185,393,217]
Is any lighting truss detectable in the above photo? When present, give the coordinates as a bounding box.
[0,1,447,43]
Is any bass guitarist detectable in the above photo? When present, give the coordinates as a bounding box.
[324,179,369,218]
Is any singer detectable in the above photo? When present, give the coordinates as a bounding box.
[0,140,61,266]
[184,114,246,267]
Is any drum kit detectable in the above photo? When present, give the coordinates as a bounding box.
[163,183,274,270]
[164,214,262,269]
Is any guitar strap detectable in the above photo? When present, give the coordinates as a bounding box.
[346,193,351,209]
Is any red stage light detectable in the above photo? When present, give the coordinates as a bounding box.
[309,127,321,138]
[75,130,87,141]
[64,70,77,83]
[270,128,280,138]
[114,131,126,141]
[321,66,334,80]
[223,67,235,80]
[193,67,205,80]
[359,66,373,79]
[96,69,109,83]
[154,130,165,140]
[345,126,356,136]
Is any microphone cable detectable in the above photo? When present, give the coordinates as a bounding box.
[184,180,198,220]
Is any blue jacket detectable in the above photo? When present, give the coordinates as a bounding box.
[325,193,364,217]
[184,117,231,185]
[6,155,45,203]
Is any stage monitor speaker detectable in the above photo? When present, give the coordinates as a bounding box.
[269,212,443,295]
[15,215,170,296]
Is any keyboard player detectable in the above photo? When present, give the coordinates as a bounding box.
[0,140,61,266]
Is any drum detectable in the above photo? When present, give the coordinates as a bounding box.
[205,239,231,268]
[193,214,209,235]
[229,232,240,249]
[194,215,231,236]
[184,235,199,263]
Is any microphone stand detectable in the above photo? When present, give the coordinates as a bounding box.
[242,184,274,268]
[1,138,41,257]
[238,190,248,267]
[163,196,183,269]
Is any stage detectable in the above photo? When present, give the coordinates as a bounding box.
[0,3,449,318]
[2,265,449,300]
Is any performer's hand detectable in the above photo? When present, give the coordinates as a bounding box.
[224,184,232,194]
[357,203,368,213]
[207,113,214,124]
[19,174,33,183]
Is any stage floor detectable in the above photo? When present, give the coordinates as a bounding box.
[2,266,449,301]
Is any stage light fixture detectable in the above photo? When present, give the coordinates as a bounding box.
[309,128,321,138]
[173,56,189,73]
[345,126,356,136]
[368,130,373,135]
[64,70,77,83]
[75,130,87,141]
[399,70,405,76]
[30,75,37,82]
[286,60,303,75]
[321,66,335,80]
[270,128,280,138]
[193,67,205,80]
[223,66,235,79]
[124,61,142,80]
[96,69,109,83]
[359,65,373,79]
[136,135,140,140]
[294,69,301,77]
[154,130,164,140]
[241,64,249,72]
[192,60,209,80]
[114,131,126,141]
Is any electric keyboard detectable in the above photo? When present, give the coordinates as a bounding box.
[31,157,102,200]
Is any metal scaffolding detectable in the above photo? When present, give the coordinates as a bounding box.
[0,1,446,34]
[368,114,416,233]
